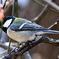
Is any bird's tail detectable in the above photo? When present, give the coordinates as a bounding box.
[35,29,59,35]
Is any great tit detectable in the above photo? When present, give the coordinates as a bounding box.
[1,16,59,43]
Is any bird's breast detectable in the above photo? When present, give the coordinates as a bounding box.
[7,28,35,43]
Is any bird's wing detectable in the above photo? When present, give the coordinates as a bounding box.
[9,21,59,34]
[9,22,44,31]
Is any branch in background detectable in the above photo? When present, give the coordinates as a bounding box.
[50,8,59,13]
[0,31,9,43]
[3,0,7,8]
[48,22,57,29]
[32,0,45,7]
[23,51,32,59]
[15,0,18,17]
[48,17,59,29]
[12,0,16,16]
[32,4,48,22]
[0,42,14,50]
[44,0,59,11]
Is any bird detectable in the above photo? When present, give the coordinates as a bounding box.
[1,16,59,43]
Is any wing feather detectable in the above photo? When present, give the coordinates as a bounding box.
[9,22,44,31]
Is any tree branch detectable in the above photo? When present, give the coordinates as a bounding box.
[1,35,59,59]
[32,4,48,22]
[23,51,32,59]
[0,42,14,50]
[32,0,45,7]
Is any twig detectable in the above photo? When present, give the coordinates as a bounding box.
[7,38,12,54]
[43,36,59,46]
[44,0,59,10]
[32,0,45,7]
[4,5,10,14]
[23,52,32,59]
[3,0,7,8]
[0,42,14,50]
[12,0,16,16]
[48,22,57,29]
[50,8,59,13]
[48,17,59,29]
[15,0,18,17]
[32,4,48,22]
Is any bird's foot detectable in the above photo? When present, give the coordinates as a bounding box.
[18,43,26,48]
[27,41,33,47]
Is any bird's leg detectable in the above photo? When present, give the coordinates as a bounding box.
[26,35,37,47]
[11,43,26,53]
[27,41,33,47]
[18,43,26,48]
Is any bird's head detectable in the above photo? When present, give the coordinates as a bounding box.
[2,16,15,28]
[0,16,15,32]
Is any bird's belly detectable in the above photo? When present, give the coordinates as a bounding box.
[7,28,35,43]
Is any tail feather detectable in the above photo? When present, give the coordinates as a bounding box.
[35,29,59,35]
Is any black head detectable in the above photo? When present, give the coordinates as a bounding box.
[3,16,15,24]
[2,16,15,33]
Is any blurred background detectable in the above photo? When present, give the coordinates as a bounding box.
[0,0,59,59]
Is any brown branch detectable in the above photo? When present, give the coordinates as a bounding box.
[2,35,59,59]
[43,35,59,46]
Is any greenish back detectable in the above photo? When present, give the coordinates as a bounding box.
[10,18,30,30]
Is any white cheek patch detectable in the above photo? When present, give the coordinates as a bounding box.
[3,19,12,28]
